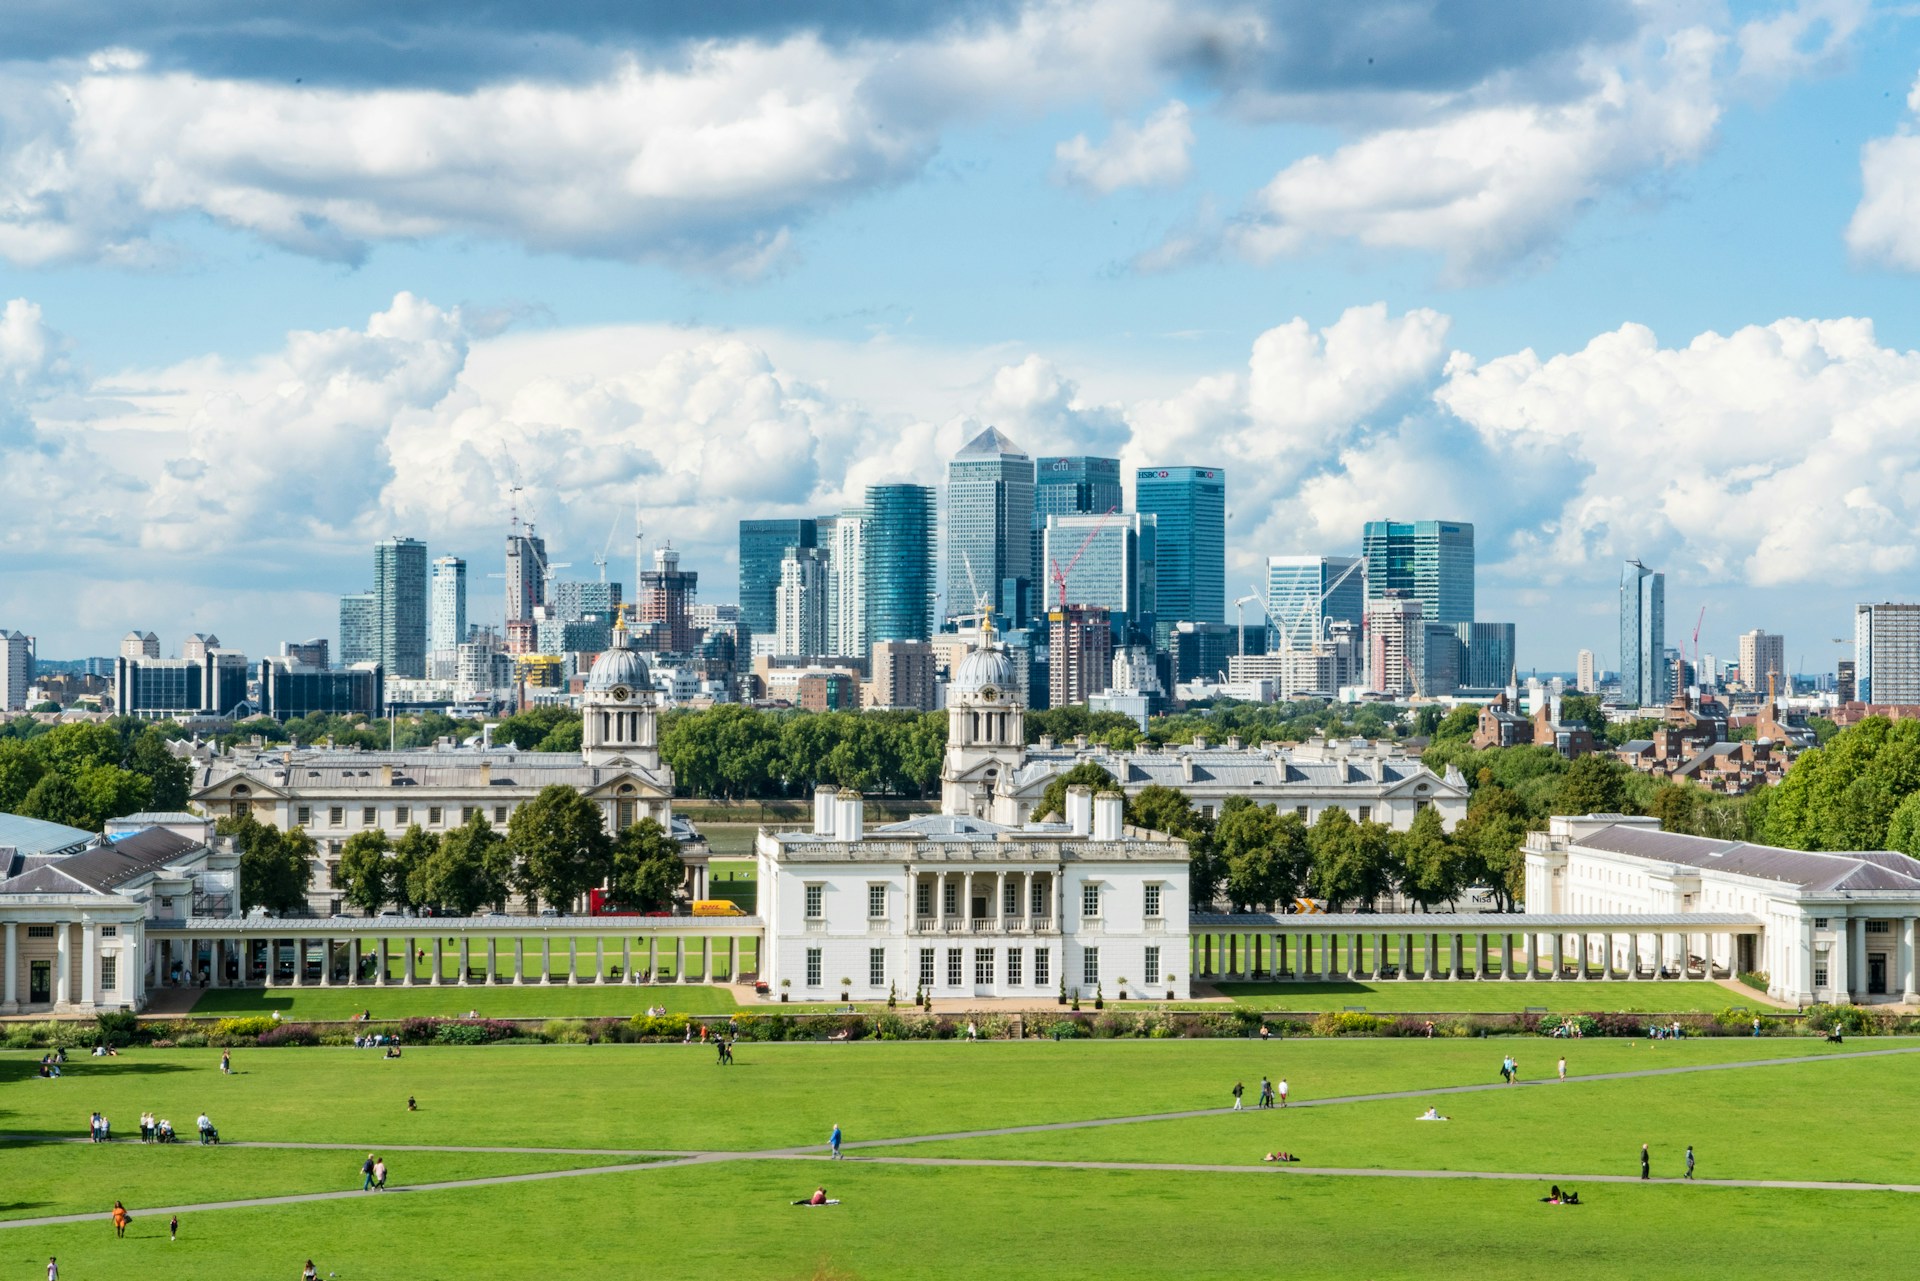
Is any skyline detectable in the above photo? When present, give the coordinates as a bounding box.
[1,2,1916,671]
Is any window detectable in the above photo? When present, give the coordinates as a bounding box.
[1082,947,1099,988]
[1357,806,1372,823]
[806,948,822,987]
[1144,884,1162,919]
[804,884,825,919]
[329,806,344,827]
[295,804,312,826]
[1081,883,1100,918]
[919,948,935,987]
[868,884,887,919]
[494,806,508,824]
[362,806,377,826]
[100,925,117,938]
[27,925,52,939]
[1295,805,1309,819]
[617,800,635,828]
[947,948,963,986]
[461,806,476,825]
[1869,920,1891,934]
[974,948,995,985]
[943,881,958,915]
[1030,877,1047,916]
[1007,948,1023,985]
[1144,946,1160,986]
[100,956,117,993]
[1814,917,1829,929]
[916,883,931,917]
[1416,800,1432,813]
[395,805,410,826]
[1814,958,1829,987]
[1035,947,1051,986]
[869,947,886,987]
[1003,880,1019,915]
[428,806,443,827]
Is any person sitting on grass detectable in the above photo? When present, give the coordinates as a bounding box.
[407,1096,417,1112]
[1540,1185,1563,1204]
[385,1046,402,1059]
[791,1187,839,1205]
[1261,1151,1299,1163]
[1417,1107,1448,1121]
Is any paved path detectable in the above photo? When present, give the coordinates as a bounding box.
[0,1135,682,1158]
[8,1042,1918,1229]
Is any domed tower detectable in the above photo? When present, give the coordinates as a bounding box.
[581,623,661,769]
[941,631,1026,818]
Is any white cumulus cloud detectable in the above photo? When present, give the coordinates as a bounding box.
[1053,100,1194,193]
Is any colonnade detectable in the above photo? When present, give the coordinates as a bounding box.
[1190,926,1754,982]
[914,870,1055,933]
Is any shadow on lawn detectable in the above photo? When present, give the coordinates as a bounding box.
[0,1060,194,1085]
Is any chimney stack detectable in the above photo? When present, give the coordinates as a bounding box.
[813,784,840,837]
[838,791,864,842]
[1066,784,1095,836]
[1092,790,1124,842]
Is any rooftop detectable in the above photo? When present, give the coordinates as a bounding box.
[1576,824,1920,894]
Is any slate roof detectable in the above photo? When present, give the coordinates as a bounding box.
[1577,824,1920,893]
[1008,747,1458,795]
[36,828,204,893]
[196,747,670,792]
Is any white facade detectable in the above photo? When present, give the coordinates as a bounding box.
[831,512,867,659]
[1365,594,1424,697]
[430,556,467,677]
[775,547,828,657]
[1738,629,1785,693]
[0,630,32,711]
[1525,814,1920,1005]
[1575,649,1596,693]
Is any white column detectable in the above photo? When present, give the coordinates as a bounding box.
[486,938,498,984]
[728,936,738,982]
[621,938,631,983]
[568,938,579,983]
[78,920,98,1008]
[375,937,388,986]
[541,938,553,984]
[701,936,712,982]
[995,872,1006,924]
[513,939,525,984]
[1905,917,1919,1001]
[1475,933,1488,980]
[936,872,947,930]
[595,938,606,984]
[2,921,16,1012]
[674,936,685,982]
[1851,918,1868,997]
[320,938,333,986]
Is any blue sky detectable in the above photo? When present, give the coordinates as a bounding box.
[2,0,1918,676]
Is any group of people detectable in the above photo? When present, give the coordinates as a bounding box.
[1540,1185,1583,1204]
[1498,1054,1522,1084]
[352,1034,398,1048]
[359,1153,391,1191]
[1548,1020,1585,1039]
[87,1112,112,1142]
[1231,1076,1289,1109]
[136,1113,181,1143]
[714,1036,736,1065]
[1647,1021,1687,1040]
[37,1051,65,1079]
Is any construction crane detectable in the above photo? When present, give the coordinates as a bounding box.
[1692,605,1706,678]
[1270,558,1366,699]
[594,508,623,584]
[1233,588,1262,659]
[1048,507,1120,611]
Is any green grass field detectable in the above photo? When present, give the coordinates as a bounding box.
[7,1037,1919,1278]
[1210,979,1758,1013]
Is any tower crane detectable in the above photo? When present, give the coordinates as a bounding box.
[594,508,623,584]
[1692,605,1705,679]
[1233,588,1262,659]
[1270,558,1365,699]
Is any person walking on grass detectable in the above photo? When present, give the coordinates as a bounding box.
[1686,1145,1695,1180]
[362,1153,376,1191]
[373,1158,388,1191]
[829,1124,843,1159]
[1232,1081,1244,1111]
[111,1201,129,1238]
[46,1257,56,1281]
[1259,1076,1274,1108]
[1558,1056,1567,1081]
[1641,1144,1650,1180]
[220,1050,231,1076]
[169,1214,178,1242]
[1278,1078,1289,1108]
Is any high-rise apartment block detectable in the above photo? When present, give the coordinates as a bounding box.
[282,638,330,668]
[1576,648,1597,693]
[863,484,937,646]
[776,546,829,657]
[552,580,623,622]
[1739,629,1787,695]
[429,556,466,675]
[1049,604,1114,707]
[828,510,866,658]
[1266,555,1365,651]
[1365,591,1425,698]
[868,640,937,711]
[0,630,33,710]
[1619,559,1667,707]
[120,631,159,660]
[637,546,698,653]
[1042,512,1155,642]
[504,528,547,624]
[1361,520,1474,627]
[1135,466,1225,626]
[1855,604,1920,704]
[338,592,378,667]
[946,428,1034,624]
[738,518,816,639]
[1838,659,1857,703]
[375,536,429,679]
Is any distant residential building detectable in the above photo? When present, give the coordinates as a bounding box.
[120,631,159,660]
[797,671,860,711]
[1854,603,1920,704]
[863,484,937,645]
[1042,512,1156,643]
[429,556,466,675]
[180,633,220,664]
[282,638,329,669]
[738,519,816,640]
[775,547,830,657]
[1364,591,1424,698]
[868,640,936,711]
[637,546,698,653]
[1049,604,1113,707]
[1361,520,1474,627]
[1619,559,1667,707]
[1576,649,1597,693]
[1613,674,1792,795]
[0,631,33,710]
[1739,628,1787,695]
[260,659,384,720]
[1089,647,1161,730]
[552,579,623,623]
[374,537,429,680]
[1838,659,1857,704]
[946,428,1035,625]
[504,527,548,625]
[829,509,867,658]
[1135,466,1225,628]
[1470,689,1594,757]
[338,593,378,667]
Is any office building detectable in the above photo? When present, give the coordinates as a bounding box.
[282,638,329,669]
[863,484,937,645]
[0,631,32,711]
[116,648,249,720]
[868,640,936,711]
[552,580,623,623]
[1169,621,1237,685]
[374,537,429,679]
[1739,629,1787,695]
[1838,659,1857,704]
[1049,604,1113,707]
[1266,555,1365,652]
[260,659,384,720]
[504,527,547,624]
[1576,649,1597,693]
[1855,604,1920,704]
[428,556,466,674]
[1423,624,1463,697]
[1365,591,1425,698]
[1032,456,1122,592]
[1135,466,1225,628]
[738,519,816,639]
[1451,621,1516,690]
[946,427,1034,624]
[338,593,378,667]
[775,547,830,657]
[1042,512,1155,642]
[1620,560,1667,706]
[1360,520,1474,627]
[637,546,698,653]
[120,631,159,660]
[830,510,867,658]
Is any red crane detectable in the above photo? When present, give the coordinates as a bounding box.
[1693,605,1706,675]
[1049,507,1120,611]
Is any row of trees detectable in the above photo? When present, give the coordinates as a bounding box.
[0,720,192,832]
[660,705,946,799]
[224,785,685,918]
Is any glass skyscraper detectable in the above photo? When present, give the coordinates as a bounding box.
[864,484,937,644]
[1620,559,1667,706]
[1360,520,1474,627]
[1043,512,1155,643]
[338,591,378,667]
[1032,455,1122,597]
[1135,466,1225,628]
[1453,620,1517,689]
[375,537,429,679]
[738,518,817,639]
[945,427,1034,625]
[429,556,466,661]
[1266,555,1365,651]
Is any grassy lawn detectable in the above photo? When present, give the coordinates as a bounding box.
[8,1037,1918,1278]
[185,984,741,1020]
[1209,979,1758,1014]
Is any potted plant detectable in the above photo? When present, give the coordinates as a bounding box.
[888,983,897,1009]
[779,978,791,1003]
[1116,977,1129,1001]
[1070,988,1081,1012]
[1165,973,1177,1001]
[839,977,852,1002]
[1058,979,1067,1006]
[1094,985,1105,1010]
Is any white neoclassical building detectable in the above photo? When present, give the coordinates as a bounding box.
[1526,814,1920,1005]
[763,638,1194,1002]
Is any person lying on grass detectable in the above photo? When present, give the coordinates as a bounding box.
[1416,1107,1449,1121]
[1261,1152,1300,1163]
[791,1188,841,1205]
